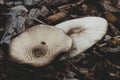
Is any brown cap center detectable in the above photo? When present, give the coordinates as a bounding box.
[32,41,48,58]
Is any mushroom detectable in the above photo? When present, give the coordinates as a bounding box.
[9,24,72,66]
[55,17,108,60]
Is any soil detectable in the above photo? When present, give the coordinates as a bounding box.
[0,0,120,80]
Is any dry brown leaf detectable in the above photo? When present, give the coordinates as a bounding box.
[103,12,117,23]
[0,0,3,4]
[101,0,120,12]
[116,0,120,8]
[47,12,67,24]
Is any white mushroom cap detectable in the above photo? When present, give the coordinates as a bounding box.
[55,17,108,60]
[9,25,72,66]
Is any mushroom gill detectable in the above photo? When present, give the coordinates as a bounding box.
[9,24,72,66]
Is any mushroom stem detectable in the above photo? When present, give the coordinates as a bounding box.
[55,17,108,60]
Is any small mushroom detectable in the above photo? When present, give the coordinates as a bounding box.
[9,25,72,66]
[55,17,108,60]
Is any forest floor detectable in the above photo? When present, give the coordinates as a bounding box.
[0,0,120,80]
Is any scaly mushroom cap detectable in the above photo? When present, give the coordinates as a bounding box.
[55,17,108,60]
[9,25,72,66]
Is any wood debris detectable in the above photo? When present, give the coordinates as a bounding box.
[0,0,120,80]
